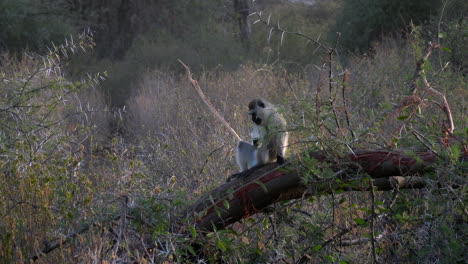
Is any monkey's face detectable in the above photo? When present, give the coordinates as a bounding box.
[248,99,266,125]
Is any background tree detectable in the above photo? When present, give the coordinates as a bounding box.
[233,0,252,45]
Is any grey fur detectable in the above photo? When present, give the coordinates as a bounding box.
[236,141,257,171]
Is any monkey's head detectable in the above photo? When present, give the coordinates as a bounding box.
[248,98,268,125]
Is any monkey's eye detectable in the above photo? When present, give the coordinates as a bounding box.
[258,102,265,108]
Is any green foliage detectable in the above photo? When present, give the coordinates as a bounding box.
[0,1,466,263]
[441,16,468,71]
[0,33,101,261]
[334,0,442,52]
[0,0,74,53]
[249,0,340,67]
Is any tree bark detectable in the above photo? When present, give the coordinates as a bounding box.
[233,0,252,44]
[182,149,457,233]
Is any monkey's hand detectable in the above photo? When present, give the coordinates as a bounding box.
[276,156,286,165]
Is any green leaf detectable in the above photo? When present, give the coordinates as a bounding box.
[189,226,197,238]
[223,200,230,209]
[438,32,447,38]
[262,217,270,230]
[397,115,408,121]
[227,188,235,199]
[359,208,372,214]
[312,245,322,252]
[442,47,452,52]
[187,245,196,255]
[353,217,368,227]
[254,180,268,193]
[216,239,227,252]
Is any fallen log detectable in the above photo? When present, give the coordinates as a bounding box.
[182,149,459,232]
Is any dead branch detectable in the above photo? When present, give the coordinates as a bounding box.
[369,179,377,264]
[339,233,385,246]
[328,48,342,133]
[420,75,455,134]
[30,215,120,262]
[341,69,355,138]
[408,41,454,134]
[410,42,440,94]
[178,59,242,141]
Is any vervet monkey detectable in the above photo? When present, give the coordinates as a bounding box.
[236,98,288,172]
[248,98,288,165]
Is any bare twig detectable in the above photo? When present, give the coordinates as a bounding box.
[437,0,449,69]
[199,145,225,175]
[369,180,378,264]
[421,77,455,134]
[339,233,385,246]
[295,175,414,264]
[411,130,440,157]
[112,196,129,259]
[31,215,120,261]
[342,69,356,138]
[315,65,323,123]
[178,59,242,141]
[408,42,454,134]
[250,11,331,53]
[328,34,342,134]
[409,42,439,95]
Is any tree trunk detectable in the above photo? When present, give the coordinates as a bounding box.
[233,0,252,45]
[182,149,456,232]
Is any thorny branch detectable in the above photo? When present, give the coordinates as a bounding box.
[250,11,331,53]
[252,9,356,139]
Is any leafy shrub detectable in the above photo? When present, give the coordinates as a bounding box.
[249,0,341,67]
[125,64,304,191]
[334,0,442,52]
[0,2,466,263]
[0,0,73,53]
[0,32,109,262]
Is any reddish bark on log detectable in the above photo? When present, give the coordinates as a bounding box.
[183,149,450,233]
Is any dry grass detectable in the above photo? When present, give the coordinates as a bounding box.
[0,34,466,263]
[124,64,314,192]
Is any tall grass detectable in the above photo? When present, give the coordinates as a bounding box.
[125,64,309,191]
[121,35,466,262]
[0,27,465,263]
